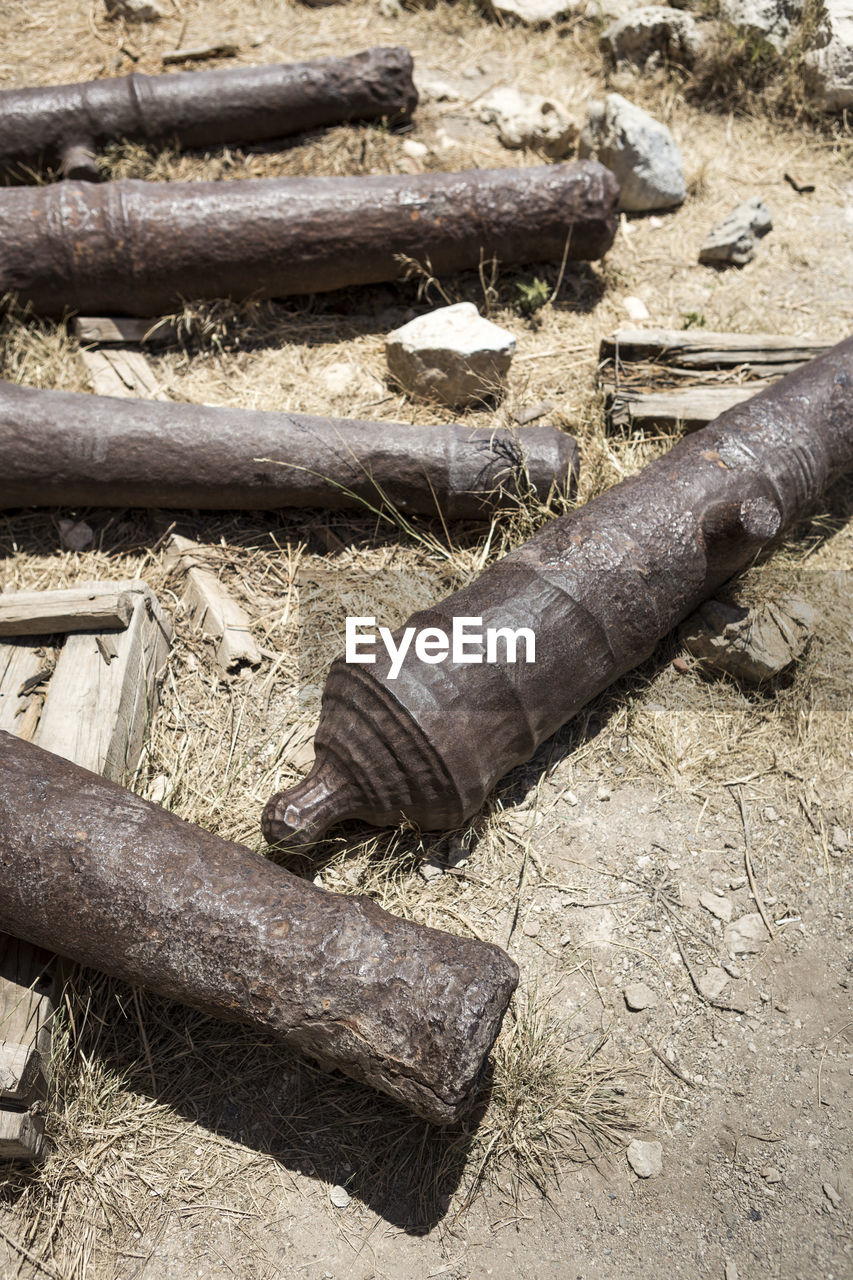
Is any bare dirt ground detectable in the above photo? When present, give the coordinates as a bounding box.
[0,2,851,1278]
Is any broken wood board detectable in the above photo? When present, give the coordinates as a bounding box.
[165,533,262,676]
[599,328,830,432]
[72,316,177,347]
[0,583,137,637]
[0,581,171,1162]
[78,347,169,400]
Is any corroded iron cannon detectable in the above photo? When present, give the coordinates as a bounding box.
[0,732,518,1125]
[0,162,619,315]
[263,336,853,847]
[0,381,578,518]
[0,47,418,182]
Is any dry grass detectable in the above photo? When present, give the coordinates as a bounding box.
[0,0,851,1275]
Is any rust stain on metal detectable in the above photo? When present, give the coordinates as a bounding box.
[0,732,518,1125]
[263,338,853,848]
[0,48,417,182]
[0,162,619,315]
[0,380,579,518]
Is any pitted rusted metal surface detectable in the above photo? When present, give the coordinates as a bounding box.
[263,337,853,847]
[0,47,417,181]
[0,732,519,1125]
[0,380,579,519]
[0,162,619,315]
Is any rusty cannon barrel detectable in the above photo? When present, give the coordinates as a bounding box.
[0,162,620,315]
[263,336,853,848]
[0,731,518,1125]
[0,380,579,518]
[0,47,418,182]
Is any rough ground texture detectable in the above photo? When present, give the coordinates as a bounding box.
[0,1,850,1278]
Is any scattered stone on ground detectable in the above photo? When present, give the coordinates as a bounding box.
[578,93,686,212]
[386,303,516,407]
[698,966,730,1000]
[624,981,658,1010]
[148,775,172,805]
[724,1262,739,1280]
[478,86,576,157]
[104,0,165,18]
[58,517,94,551]
[626,1139,663,1178]
[805,0,853,110]
[699,890,734,922]
[761,1166,783,1183]
[601,5,703,69]
[679,596,814,680]
[419,857,444,881]
[413,69,461,102]
[523,917,541,937]
[831,824,848,851]
[698,196,774,266]
[401,138,429,161]
[725,913,770,955]
[823,1182,842,1208]
[622,294,651,321]
[718,0,803,50]
[487,0,575,23]
[329,1185,350,1209]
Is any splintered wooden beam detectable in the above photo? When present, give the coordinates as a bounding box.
[166,534,262,676]
[78,347,169,401]
[598,328,832,433]
[0,583,137,637]
[72,316,177,347]
[0,581,171,1162]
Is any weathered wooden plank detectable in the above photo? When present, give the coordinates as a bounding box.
[167,535,262,675]
[0,937,55,1105]
[0,585,135,638]
[600,327,830,368]
[0,642,48,735]
[72,316,175,346]
[607,385,761,432]
[33,583,171,782]
[78,348,169,401]
[0,1108,46,1161]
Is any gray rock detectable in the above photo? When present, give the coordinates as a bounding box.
[823,1181,842,1208]
[624,981,658,1010]
[698,966,730,1000]
[578,93,686,212]
[601,5,704,68]
[386,303,516,408]
[699,890,734,923]
[718,0,804,51]
[626,1138,663,1177]
[698,196,773,266]
[680,596,814,681]
[804,0,853,110]
[725,913,770,955]
[104,0,166,19]
[58,517,94,551]
[479,87,576,158]
[487,0,576,23]
[419,857,445,882]
[831,824,849,852]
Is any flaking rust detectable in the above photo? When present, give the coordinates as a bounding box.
[0,48,417,182]
[264,337,853,847]
[0,733,518,1125]
[0,162,619,315]
[0,380,579,519]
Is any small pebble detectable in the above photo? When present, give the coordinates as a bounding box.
[622,295,650,321]
[522,918,541,938]
[698,966,730,1001]
[58,517,94,551]
[330,1185,350,1209]
[626,1139,662,1178]
[419,858,444,882]
[565,790,579,807]
[624,982,658,1011]
[597,784,612,802]
[672,656,690,674]
[760,1166,782,1184]
[724,1263,738,1280]
[402,138,429,160]
[831,825,848,851]
[764,805,780,822]
[823,1182,841,1209]
[699,890,734,923]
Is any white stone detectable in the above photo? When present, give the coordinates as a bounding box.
[386,303,516,407]
[148,774,172,805]
[699,890,734,922]
[623,294,650,321]
[104,0,166,19]
[402,139,429,160]
[805,0,853,110]
[479,87,576,158]
[578,93,685,212]
[698,966,730,1000]
[698,197,773,266]
[624,981,658,1010]
[329,1185,350,1208]
[419,857,444,881]
[58,518,94,551]
[725,913,770,954]
[601,5,704,67]
[488,0,576,24]
[627,1138,663,1177]
[413,70,461,103]
[719,0,803,50]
